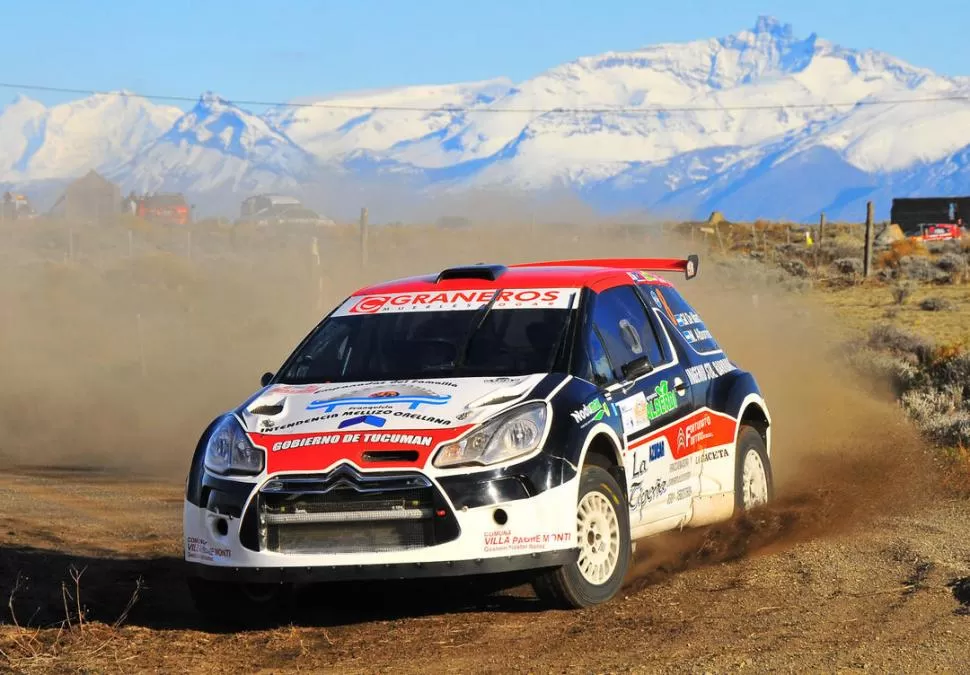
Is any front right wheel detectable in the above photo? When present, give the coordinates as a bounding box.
[734,424,773,512]
[531,465,631,609]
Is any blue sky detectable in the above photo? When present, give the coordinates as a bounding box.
[2,0,967,108]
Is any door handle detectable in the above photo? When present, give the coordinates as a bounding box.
[674,380,688,395]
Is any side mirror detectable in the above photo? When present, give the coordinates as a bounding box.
[621,355,652,381]
[260,372,274,387]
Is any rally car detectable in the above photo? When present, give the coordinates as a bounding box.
[183,255,773,619]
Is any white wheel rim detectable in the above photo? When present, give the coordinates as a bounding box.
[576,491,621,585]
[741,448,769,509]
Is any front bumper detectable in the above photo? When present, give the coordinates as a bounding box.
[186,548,577,584]
[183,464,579,580]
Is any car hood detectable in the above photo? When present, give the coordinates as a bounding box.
[239,374,549,436]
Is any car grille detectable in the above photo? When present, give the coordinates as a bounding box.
[254,465,459,555]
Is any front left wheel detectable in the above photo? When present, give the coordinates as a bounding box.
[531,465,631,609]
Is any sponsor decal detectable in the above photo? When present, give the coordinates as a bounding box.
[682,330,696,344]
[674,311,702,327]
[630,478,667,515]
[267,384,325,395]
[667,486,693,504]
[696,448,730,463]
[617,392,650,434]
[646,381,678,420]
[667,471,691,487]
[571,398,613,425]
[690,327,714,342]
[684,357,736,385]
[307,385,452,412]
[483,529,572,553]
[186,536,231,563]
[630,440,666,484]
[271,432,434,452]
[668,457,689,473]
[650,288,677,322]
[627,408,737,461]
[677,415,714,454]
[628,270,663,284]
[336,288,573,315]
[252,426,471,473]
[338,414,387,429]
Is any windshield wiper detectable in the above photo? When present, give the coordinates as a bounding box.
[452,288,504,375]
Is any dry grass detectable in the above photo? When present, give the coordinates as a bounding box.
[814,281,970,347]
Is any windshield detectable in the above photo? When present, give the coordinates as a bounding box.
[277,306,573,383]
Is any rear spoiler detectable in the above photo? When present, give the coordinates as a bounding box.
[512,255,699,280]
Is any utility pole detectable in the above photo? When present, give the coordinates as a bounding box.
[864,201,874,279]
[815,212,826,273]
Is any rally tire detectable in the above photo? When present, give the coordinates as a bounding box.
[531,465,631,609]
[733,424,773,513]
[187,577,293,626]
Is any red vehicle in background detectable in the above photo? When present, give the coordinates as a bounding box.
[914,222,964,243]
[891,197,967,243]
[126,193,191,225]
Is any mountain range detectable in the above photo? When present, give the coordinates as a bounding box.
[2,16,969,223]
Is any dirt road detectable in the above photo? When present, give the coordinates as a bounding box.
[0,465,967,674]
[1,221,968,672]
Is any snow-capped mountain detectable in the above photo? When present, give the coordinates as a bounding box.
[112,92,322,195]
[0,92,181,183]
[3,16,969,221]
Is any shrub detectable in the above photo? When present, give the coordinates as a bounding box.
[925,349,970,398]
[936,253,967,283]
[926,240,961,255]
[774,243,803,259]
[876,267,896,282]
[827,233,866,262]
[920,296,954,312]
[833,257,863,276]
[897,255,949,283]
[780,258,809,278]
[891,282,915,305]
[866,324,934,363]
[845,347,921,395]
[918,410,970,448]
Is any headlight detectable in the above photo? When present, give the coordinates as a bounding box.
[434,402,548,468]
[204,415,264,476]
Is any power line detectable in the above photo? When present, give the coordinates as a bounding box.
[1,81,968,115]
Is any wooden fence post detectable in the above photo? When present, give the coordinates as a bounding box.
[864,201,874,278]
[815,212,826,272]
[359,207,369,267]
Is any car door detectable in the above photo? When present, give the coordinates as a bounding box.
[586,284,695,529]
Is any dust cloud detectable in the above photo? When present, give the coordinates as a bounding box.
[0,207,658,476]
[0,204,930,563]
[625,257,931,587]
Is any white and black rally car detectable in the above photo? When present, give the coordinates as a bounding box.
[184,256,773,619]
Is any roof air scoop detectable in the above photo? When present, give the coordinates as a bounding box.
[435,263,507,283]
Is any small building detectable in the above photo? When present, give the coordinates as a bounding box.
[49,170,121,222]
